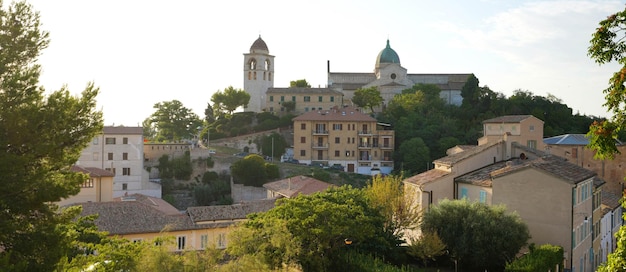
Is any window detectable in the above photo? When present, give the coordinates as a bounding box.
[177,236,186,251]
[123,137,128,144]
[105,137,116,144]
[200,234,208,249]
[269,96,274,102]
[529,125,535,132]
[333,124,342,130]
[280,96,285,102]
[92,137,99,145]
[527,140,537,149]
[318,96,323,102]
[305,107,309,112]
[300,150,306,156]
[107,153,113,160]
[460,187,468,199]
[123,152,128,160]
[300,137,306,143]
[122,183,128,190]
[335,137,340,144]
[304,96,311,102]
[123,168,131,176]
[300,123,306,130]
[269,107,274,112]
[330,97,334,102]
[81,178,94,188]
[292,96,296,102]
[217,233,226,248]
[572,148,578,159]
[479,191,487,203]
[335,150,340,157]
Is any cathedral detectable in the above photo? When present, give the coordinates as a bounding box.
[243,36,471,113]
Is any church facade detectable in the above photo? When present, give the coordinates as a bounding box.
[242,37,472,113]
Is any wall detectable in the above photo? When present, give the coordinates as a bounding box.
[230,179,267,203]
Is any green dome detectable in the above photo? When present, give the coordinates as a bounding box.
[376,39,400,65]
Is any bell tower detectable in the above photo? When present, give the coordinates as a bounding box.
[243,35,274,112]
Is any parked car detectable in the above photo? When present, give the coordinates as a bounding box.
[208,149,216,154]
[285,158,299,164]
[329,164,344,171]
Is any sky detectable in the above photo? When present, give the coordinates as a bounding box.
[22,0,626,126]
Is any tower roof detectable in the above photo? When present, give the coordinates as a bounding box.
[376,39,400,66]
[250,35,269,53]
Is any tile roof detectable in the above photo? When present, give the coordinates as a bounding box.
[490,155,596,184]
[455,161,510,187]
[103,126,143,135]
[602,190,622,210]
[543,134,589,145]
[263,175,334,198]
[71,165,115,177]
[187,199,276,223]
[482,115,535,124]
[403,169,450,186]
[266,87,343,95]
[435,141,502,166]
[292,106,376,122]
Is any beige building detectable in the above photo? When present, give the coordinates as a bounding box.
[79,194,275,251]
[328,39,471,107]
[292,106,394,175]
[265,87,343,115]
[57,165,115,207]
[77,126,161,198]
[402,114,610,271]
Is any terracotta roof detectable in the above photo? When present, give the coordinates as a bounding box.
[263,175,334,198]
[435,141,502,166]
[403,169,450,186]
[114,194,181,216]
[455,161,511,187]
[71,165,114,177]
[103,126,143,135]
[187,199,276,223]
[602,190,622,210]
[490,155,596,184]
[266,87,344,95]
[482,115,536,124]
[292,106,376,122]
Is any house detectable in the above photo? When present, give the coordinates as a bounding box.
[292,106,394,175]
[599,189,623,266]
[57,165,115,207]
[79,194,275,251]
[265,87,344,115]
[402,114,611,270]
[263,175,334,199]
[77,126,161,198]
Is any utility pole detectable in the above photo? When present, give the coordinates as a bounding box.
[271,136,274,162]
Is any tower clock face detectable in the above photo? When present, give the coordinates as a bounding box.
[391,73,396,80]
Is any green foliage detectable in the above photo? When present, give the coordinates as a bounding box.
[156,153,193,180]
[353,86,383,113]
[144,100,202,142]
[211,86,251,115]
[281,100,296,112]
[194,178,231,206]
[597,220,626,271]
[421,199,530,271]
[230,154,268,186]
[310,168,331,182]
[0,2,105,269]
[259,132,287,160]
[338,251,415,272]
[587,119,620,160]
[505,244,564,272]
[265,163,280,179]
[396,137,430,175]
[407,231,447,267]
[364,175,420,238]
[289,79,311,87]
[228,186,399,271]
[201,171,219,184]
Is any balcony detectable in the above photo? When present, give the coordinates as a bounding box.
[358,130,373,135]
[358,143,372,149]
[312,143,329,149]
[380,144,393,149]
[312,130,329,135]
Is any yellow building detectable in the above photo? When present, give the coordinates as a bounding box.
[292,106,393,175]
[79,194,275,251]
[265,87,343,115]
[57,165,115,207]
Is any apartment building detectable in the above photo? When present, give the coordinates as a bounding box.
[77,126,161,198]
[292,106,394,175]
[265,87,344,115]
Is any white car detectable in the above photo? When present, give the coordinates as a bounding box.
[208,149,216,154]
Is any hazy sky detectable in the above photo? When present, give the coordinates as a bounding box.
[25,0,624,126]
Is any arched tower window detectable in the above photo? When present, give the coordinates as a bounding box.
[265,59,271,71]
[248,59,257,70]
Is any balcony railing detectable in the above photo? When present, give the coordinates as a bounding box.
[380,144,393,149]
[312,143,329,149]
[358,144,372,149]
[312,130,329,135]
[358,130,373,135]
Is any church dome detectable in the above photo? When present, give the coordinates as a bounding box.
[375,39,400,65]
[250,36,269,53]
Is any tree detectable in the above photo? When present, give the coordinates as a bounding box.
[230,154,268,186]
[145,100,202,142]
[227,186,397,271]
[281,100,296,112]
[352,86,383,113]
[505,244,564,272]
[364,175,421,238]
[407,231,446,267]
[0,2,105,270]
[211,86,250,115]
[259,132,287,160]
[396,137,430,174]
[421,199,530,271]
[289,79,311,88]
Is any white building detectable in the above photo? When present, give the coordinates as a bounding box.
[77,126,161,198]
[243,35,275,113]
[599,190,623,266]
